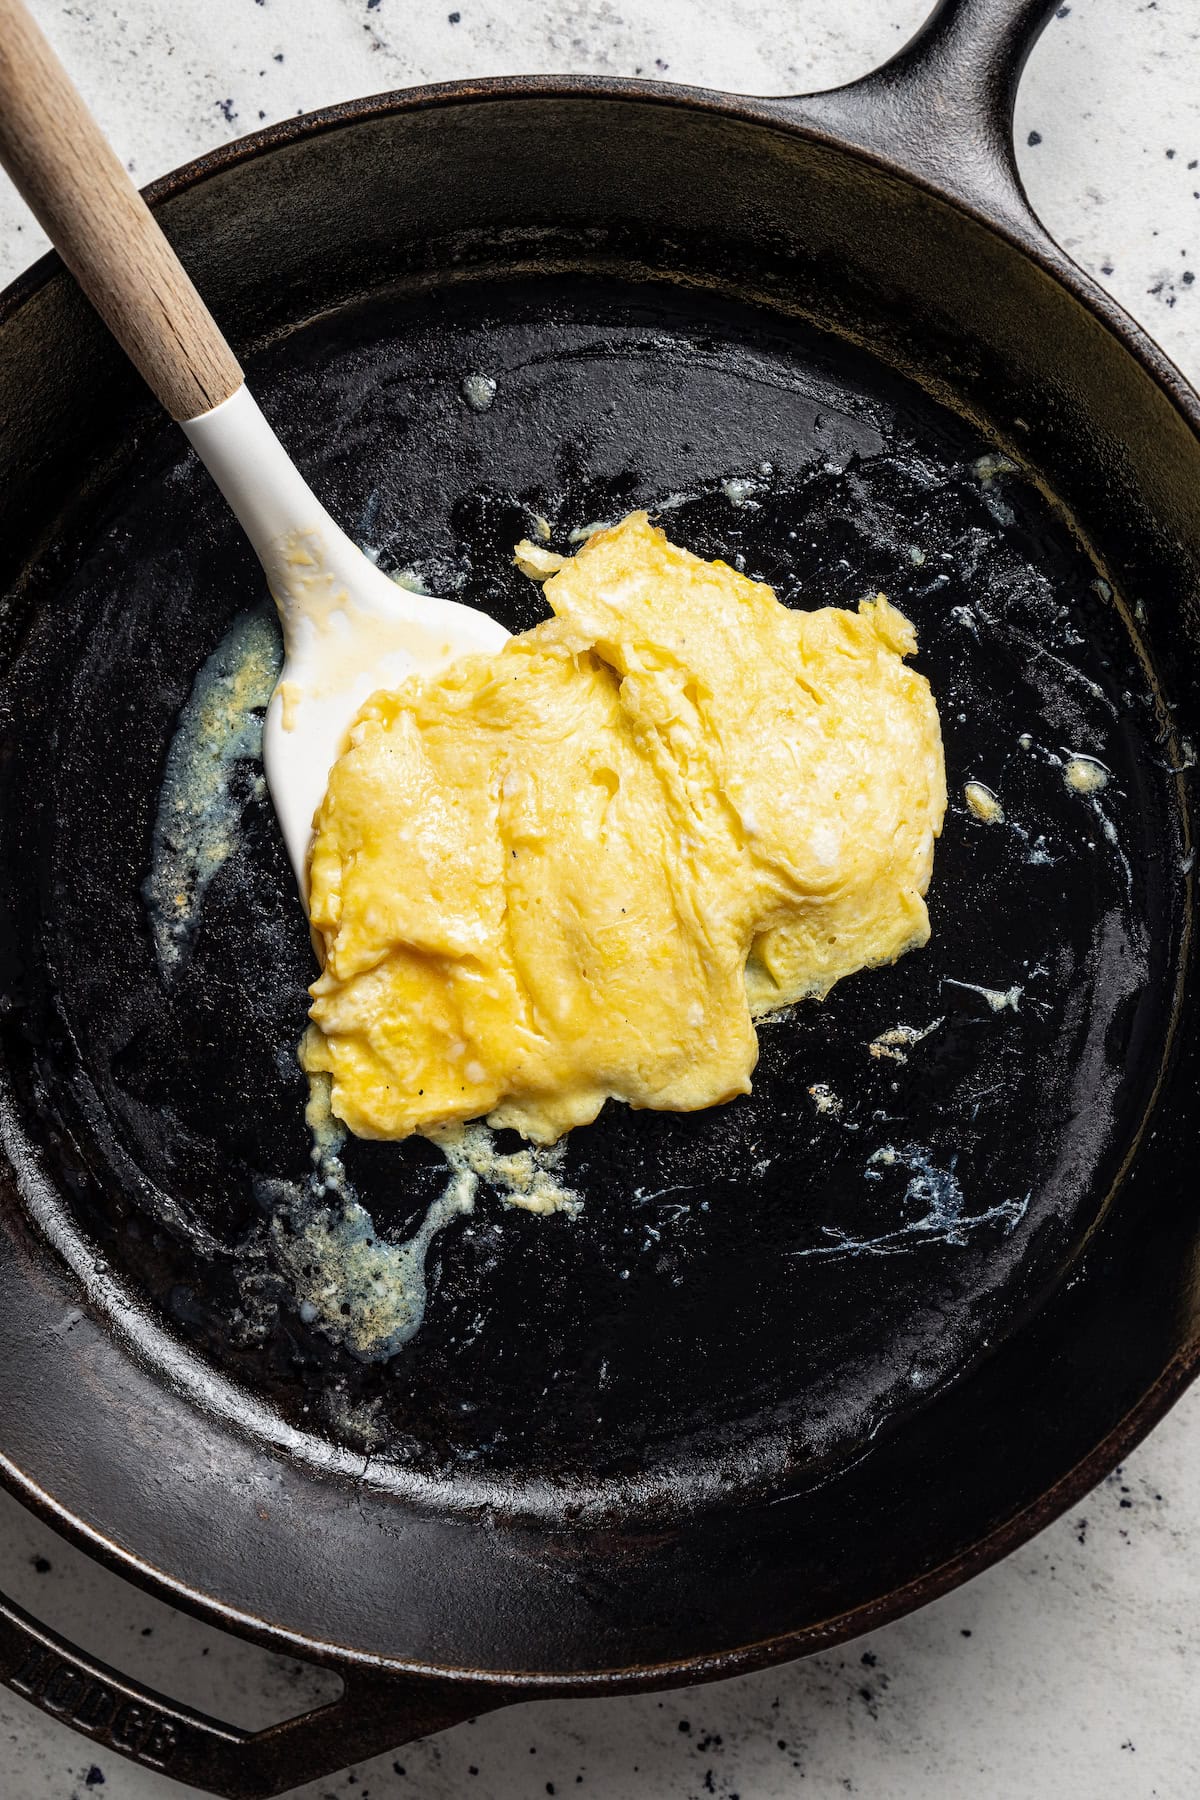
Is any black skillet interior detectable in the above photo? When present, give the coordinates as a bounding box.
[0,266,1185,1515]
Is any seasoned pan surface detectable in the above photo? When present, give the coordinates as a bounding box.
[1,270,1184,1518]
[0,26,1195,1753]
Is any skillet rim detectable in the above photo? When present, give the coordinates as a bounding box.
[0,71,1198,1688]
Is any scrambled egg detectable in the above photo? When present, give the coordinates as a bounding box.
[302,512,946,1144]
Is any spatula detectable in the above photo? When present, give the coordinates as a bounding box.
[0,0,509,899]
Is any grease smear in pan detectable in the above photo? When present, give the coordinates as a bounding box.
[143,607,280,973]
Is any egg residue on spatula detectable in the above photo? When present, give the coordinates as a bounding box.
[300,512,947,1145]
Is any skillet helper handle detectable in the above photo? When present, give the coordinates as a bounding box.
[0,1587,501,1800]
[0,0,242,419]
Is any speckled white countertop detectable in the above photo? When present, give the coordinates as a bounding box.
[3,1,1200,1796]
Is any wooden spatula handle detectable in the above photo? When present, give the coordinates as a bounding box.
[0,0,243,420]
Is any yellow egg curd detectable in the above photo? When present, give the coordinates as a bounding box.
[301,511,946,1145]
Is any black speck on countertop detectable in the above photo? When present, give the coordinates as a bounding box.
[216,97,237,124]
[1028,129,1042,146]
[84,1770,105,1789]
[31,1554,50,1573]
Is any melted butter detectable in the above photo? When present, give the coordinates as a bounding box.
[305,1062,348,1174]
[143,608,281,972]
[972,452,1017,484]
[269,1167,476,1360]
[808,1083,842,1115]
[795,1142,1030,1260]
[265,1070,577,1361]
[1063,754,1110,794]
[431,1119,579,1215]
[868,1017,944,1065]
[266,1070,475,1360]
[964,780,1004,823]
[303,511,947,1146]
[944,977,1022,1012]
[460,373,497,412]
[388,567,438,597]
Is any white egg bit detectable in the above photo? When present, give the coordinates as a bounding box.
[0,0,509,901]
[184,390,508,895]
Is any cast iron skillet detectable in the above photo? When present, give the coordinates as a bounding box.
[0,0,1197,1793]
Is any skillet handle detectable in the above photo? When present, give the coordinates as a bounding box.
[780,0,1062,233]
[0,1588,504,1800]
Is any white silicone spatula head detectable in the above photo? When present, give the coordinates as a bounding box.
[0,0,508,900]
[183,390,508,894]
